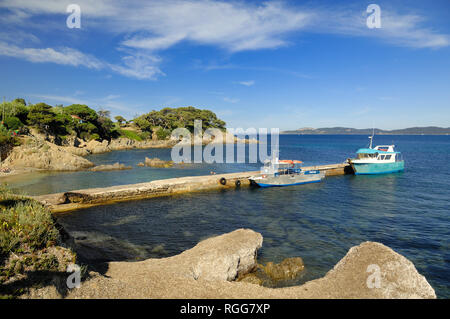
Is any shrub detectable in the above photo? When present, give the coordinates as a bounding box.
[119,129,142,141]
[89,133,101,141]
[156,128,171,140]
[0,187,60,259]
[0,101,29,123]
[138,131,151,140]
[4,117,24,131]
[0,125,17,161]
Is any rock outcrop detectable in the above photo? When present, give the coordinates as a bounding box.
[89,163,132,172]
[109,138,175,151]
[85,140,110,154]
[140,157,174,168]
[259,257,305,281]
[1,140,94,171]
[1,130,259,175]
[237,257,305,286]
[292,241,437,299]
[24,230,436,299]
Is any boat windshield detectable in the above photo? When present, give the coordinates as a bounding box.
[357,153,378,159]
[276,167,302,175]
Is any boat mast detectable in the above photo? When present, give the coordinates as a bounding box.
[368,127,374,149]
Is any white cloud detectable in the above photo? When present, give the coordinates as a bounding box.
[313,7,449,49]
[28,94,87,106]
[0,41,103,68]
[107,54,164,80]
[380,12,449,48]
[29,93,134,114]
[117,1,313,52]
[0,41,163,80]
[223,97,240,103]
[0,0,448,82]
[103,94,120,100]
[2,0,447,50]
[238,80,255,87]
[1,0,313,52]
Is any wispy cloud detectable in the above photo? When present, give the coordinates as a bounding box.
[103,94,121,100]
[0,0,448,81]
[354,106,372,116]
[118,1,313,52]
[312,6,449,49]
[378,96,396,101]
[223,97,240,103]
[0,41,163,80]
[3,0,446,50]
[28,93,134,113]
[0,41,103,69]
[237,80,255,87]
[195,60,312,79]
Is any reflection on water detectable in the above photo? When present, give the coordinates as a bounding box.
[57,171,449,296]
[5,135,450,297]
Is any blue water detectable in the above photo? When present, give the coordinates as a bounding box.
[5,135,450,297]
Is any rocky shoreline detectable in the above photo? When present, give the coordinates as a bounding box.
[23,229,436,299]
[0,132,257,176]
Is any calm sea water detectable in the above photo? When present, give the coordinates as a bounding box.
[4,135,449,297]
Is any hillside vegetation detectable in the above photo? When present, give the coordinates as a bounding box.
[0,99,226,160]
[133,106,226,139]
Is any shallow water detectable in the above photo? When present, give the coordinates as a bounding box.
[5,135,450,297]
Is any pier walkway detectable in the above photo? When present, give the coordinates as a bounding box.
[34,162,353,213]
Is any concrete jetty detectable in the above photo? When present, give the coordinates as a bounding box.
[34,162,353,213]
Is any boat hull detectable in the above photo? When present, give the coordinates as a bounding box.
[251,171,324,187]
[351,161,404,175]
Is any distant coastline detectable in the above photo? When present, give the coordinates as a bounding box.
[281,126,450,135]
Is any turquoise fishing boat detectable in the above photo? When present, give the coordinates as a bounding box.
[349,135,405,175]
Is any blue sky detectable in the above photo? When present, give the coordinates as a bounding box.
[0,0,449,130]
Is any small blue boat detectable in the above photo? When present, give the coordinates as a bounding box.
[249,156,325,187]
[349,135,405,175]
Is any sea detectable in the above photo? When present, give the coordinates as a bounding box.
[3,135,449,297]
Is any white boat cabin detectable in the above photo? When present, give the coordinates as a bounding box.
[354,145,400,163]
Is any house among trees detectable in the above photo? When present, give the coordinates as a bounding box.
[70,114,83,122]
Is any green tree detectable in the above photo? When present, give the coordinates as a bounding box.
[97,109,111,119]
[13,98,26,105]
[97,116,118,140]
[27,103,66,134]
[115,115,126,124]
[64,104,98,122]
[133,106,226,136]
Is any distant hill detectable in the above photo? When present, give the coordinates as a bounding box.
[281,126,450,135]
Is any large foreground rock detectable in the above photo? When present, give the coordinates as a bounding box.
[290,241,436,299]
[25,230,436,299]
